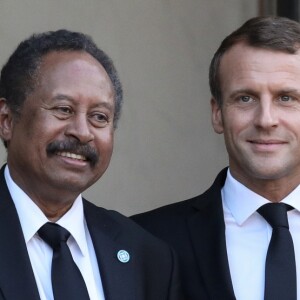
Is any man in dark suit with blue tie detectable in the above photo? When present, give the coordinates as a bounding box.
[133,16,300,300]
[0,30,182,299]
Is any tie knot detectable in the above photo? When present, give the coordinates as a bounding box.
[258,203,290,229]
[38,222,70,250]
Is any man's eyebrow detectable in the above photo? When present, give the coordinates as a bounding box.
[52,93,73,101]
[228,89,257,98]
[229,88,300,97]
[51,93,114,110]
[277,88,300,94]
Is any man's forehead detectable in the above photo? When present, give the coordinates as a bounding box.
[39,51,103,72]
[37,51,113,88]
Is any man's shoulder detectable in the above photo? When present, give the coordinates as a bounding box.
[130,194,205,241]
[83,199,174,251]
[132,168,228,222]
[131,168,228,236]
[132,195,201,223]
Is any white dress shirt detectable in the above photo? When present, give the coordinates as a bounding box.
[4,166,105,300]
[222,169,300,300]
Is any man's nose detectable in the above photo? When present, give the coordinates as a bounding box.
[65,114,94,143]
[253,99,279,129]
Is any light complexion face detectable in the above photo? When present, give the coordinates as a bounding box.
[211,43,300,195]
[0,51,115,208]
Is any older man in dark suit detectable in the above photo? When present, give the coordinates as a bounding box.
[0,30,182,300]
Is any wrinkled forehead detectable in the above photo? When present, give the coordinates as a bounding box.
[219,43,300,78]
[218,43,300,98]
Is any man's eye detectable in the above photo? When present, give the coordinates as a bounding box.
[90,113,109,127]
[239,95,252,102]
[57,106,72,114]
[280,95,292,102]
[95,113,108,121]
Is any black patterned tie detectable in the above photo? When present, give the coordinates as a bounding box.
[38,222,90,300]
[258,203,296,300]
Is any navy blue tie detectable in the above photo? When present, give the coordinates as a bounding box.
[258,203,296,300]
[38,222,90,300]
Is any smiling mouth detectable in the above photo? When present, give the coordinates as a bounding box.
[56,151,87,161]
[248,140,285,145]
[247,139,287,153]
[47,139,99,167]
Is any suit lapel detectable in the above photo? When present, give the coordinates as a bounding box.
[84,201,140,300]
[188,168,236,300]
[0,166,40,300]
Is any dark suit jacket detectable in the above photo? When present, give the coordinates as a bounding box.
[132,168,237,300]
[0,166,182,300]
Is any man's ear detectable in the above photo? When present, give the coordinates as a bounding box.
[0,98,13,143]
[211,97,224,134]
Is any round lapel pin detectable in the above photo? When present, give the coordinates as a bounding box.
[117,250,130,263]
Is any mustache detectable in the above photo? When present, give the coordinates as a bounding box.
[46,139,99,167]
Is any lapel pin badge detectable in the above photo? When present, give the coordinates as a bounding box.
[117,250,130,263]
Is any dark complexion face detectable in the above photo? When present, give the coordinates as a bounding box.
[0,51,115,218]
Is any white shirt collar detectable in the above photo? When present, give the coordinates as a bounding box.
[4,165,88,257]
[223,169,300,225]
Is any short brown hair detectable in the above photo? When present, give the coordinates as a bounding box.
[209,16,300,106]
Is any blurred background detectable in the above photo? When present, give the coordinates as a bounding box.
[0,0,297,215]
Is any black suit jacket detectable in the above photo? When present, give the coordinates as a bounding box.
[132,168,236,300]
[0,166,182,300]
